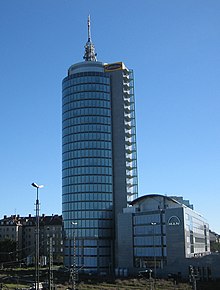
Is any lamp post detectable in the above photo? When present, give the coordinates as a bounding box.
[71,222,77,290]
[151,222,157,282]
[31,182,43,290]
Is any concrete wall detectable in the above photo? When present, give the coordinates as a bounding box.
[160,253,220,280]
[110,69,128,217]
[117,212,133,272]
[108,69,128,266]
[165,207,185,264]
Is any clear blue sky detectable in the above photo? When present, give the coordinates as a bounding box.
[0,1,219,233]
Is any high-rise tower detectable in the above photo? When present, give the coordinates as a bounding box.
[62,17,138,273]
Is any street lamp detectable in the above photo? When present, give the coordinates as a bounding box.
[31,182,44,290]
[151,222,157,282]
[71,222,77,290]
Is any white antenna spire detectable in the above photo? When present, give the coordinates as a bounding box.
[88,14,91,42]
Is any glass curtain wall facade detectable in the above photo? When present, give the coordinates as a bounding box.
[133,212,166,269]
[63,62,113,272]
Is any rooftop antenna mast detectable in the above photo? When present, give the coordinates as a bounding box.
[83,15,97,61]
[88,15,91,42]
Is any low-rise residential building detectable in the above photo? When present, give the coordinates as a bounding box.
[0,214,63,266]
[0,215,23,262]
[209,230,220,244]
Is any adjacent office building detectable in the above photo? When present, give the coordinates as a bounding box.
[117,194,210,277]
[62,17,138,273]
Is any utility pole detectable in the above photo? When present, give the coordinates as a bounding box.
[151,222,157,281]
[189,265,197,290]
[72,223,77,290]
[48,236,54,290]
[69,222,77,290]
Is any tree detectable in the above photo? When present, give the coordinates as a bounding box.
[210,241,220,253]
[0,239,17,263]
